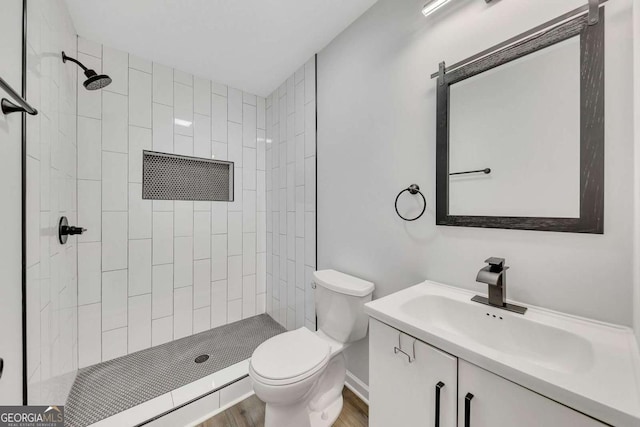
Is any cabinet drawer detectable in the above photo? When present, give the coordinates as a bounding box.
[369,319,457,427]
[458,360,607,427]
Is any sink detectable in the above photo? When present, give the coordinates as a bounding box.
[364,280,640,427]
[400,295,593,374]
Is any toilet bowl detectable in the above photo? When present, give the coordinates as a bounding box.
[249,270,374,427]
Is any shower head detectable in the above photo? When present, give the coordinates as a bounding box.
[61,51,112,91]
[83,69,112,90]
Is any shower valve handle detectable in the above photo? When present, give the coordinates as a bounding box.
[58,216,86,244]
[62,225,86,236]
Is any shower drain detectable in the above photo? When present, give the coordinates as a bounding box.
[194,354,210,364]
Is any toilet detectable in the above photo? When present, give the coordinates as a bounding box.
[249,269,375,427]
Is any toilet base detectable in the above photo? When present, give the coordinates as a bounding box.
[309,395,344,427]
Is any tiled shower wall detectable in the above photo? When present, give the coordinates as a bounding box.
[26,0,79,404]
[265,57,317,330]
[75,38,267,367]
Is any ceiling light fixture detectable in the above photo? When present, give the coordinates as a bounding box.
[422,0,451,17]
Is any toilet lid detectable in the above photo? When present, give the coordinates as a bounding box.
[251,328,330,381]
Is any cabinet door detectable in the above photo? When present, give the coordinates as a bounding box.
[458,360,607,427]
[369,319,457,427]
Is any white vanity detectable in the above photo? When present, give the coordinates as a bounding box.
[365,281,640,427]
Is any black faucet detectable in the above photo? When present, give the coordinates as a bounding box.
[472,257,527,315]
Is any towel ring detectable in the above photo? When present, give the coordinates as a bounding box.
[395,184,426,222]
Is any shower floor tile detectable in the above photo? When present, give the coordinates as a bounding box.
[65,314,285,427]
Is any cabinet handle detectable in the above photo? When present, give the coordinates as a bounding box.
[464,393,474,427]
[434,381,445,427]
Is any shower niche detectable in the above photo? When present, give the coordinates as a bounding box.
[142,150,234,202]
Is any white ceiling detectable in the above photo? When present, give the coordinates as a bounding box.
[63,0,377,96]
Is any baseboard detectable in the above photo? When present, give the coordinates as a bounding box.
[344,371,369,405]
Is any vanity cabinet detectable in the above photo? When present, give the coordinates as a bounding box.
[458,360,606,427]
[370,319,607,427]
[369,319,457,427]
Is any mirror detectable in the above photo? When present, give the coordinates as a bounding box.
[435,10,604,233]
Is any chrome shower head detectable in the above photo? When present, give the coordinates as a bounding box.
[62,51,112,91]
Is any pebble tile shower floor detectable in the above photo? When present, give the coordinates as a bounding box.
[65,314,285,427]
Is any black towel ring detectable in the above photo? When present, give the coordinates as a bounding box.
[395,184,426,222]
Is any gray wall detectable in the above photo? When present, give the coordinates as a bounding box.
[317,0,634,385]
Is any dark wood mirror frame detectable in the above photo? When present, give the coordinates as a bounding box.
[435,9,605,234]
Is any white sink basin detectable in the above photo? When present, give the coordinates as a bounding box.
[365,281,640,427]
[400,294,594,374]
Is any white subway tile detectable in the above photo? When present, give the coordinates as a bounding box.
[211,94,228,143]
[242,275,256,319]
[257,294,266,315]
[305,157,316,211]
[194,259,211,309]
[78,37,102,58]
[153,200,174,212]
[78,54,102,119]
[243,191,256,232]
[174,236,194,288]
[102,327,128,361]
[257,212,266,253]
[296,238,305,289]
[227,122,242,167]
[305,212,316,267]
[78,180,101,243]
[102,92,128,153]
[78,242,101,305]
[230,168,243,212]
[79,303,102,368]
[257,253,266,294]
[194,114,211,158]
[257,130,266,171]
[174,134,193,156]
[174,286,193,339]
[296,288,305,328]
[153,63,173,106]
[193,306,211,334]
[128,239,152,296]
[152,103,174,152]
[257,97,266,130]
[174,82,194,136]
[211,234,228,281]
[194,77,211,115]
[227,299,242,323]
[287,77,295,115]
[305,266,315,321]
[212,142,228,161]
[152,264,173,318]
[243,104,257,148]
[211,280,227,327]
[102,269,127,331]
[129,69,152,128]
[194,212,211,260]
[212,82,227,97]
[103,46,128,95]
[194,201,211,212]
[228,212,242,255]
[243,233,256,276]
[305,102,316,157]
[295,134,304,186]
[77,117,101,180]
[102,212,127,271]
[129,126,151,183]
[102,152,128,211]
[129,183,152,239]
[128,294,152,352]
[211,202,228,234]
[129,55,152,73]
[174,201,194,237]
[287,212,295,258]
[295,81,305,135]
[174,69,192,86]
[305,57,316,104]
[152,315,173,346]
[296,187,304,237]
[228,256,242,300]
[152,212,173,265]
[295,65,305,84]
[228,88,243,123]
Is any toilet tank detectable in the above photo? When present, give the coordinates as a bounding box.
[313,270,375,343]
